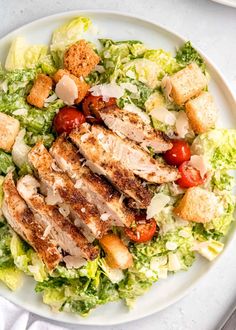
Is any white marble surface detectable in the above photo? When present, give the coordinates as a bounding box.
[1,0,236,329]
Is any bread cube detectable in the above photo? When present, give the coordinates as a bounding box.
[100,233,133,269]
[64,40,100,78]
[0,113,20,152]
[27,74,53,108]
[174,187,219,223]
[53,69,89,104]
[185,91,217,133]
[170,63,207,105]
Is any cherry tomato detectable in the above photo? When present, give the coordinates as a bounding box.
[82,94,116,123]
[163,139,191,166]
[176,161,205,188]
[53,106,85,134]
[124,216,157,243]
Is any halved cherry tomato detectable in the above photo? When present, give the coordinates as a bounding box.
[176,161,205,188]
[82,93,116,123]
[163,139,191,166]
[124,216,157,243]
[53,106,85,134]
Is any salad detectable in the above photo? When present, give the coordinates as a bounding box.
[0,16,235,317]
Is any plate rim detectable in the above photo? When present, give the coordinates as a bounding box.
[0,9,235,326]
[211,0,236,8]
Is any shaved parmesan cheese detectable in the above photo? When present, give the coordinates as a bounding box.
[166,241,178,251]
[94,65,105,73]
[55,75,78,105]
[189,155,208,178]
[63,255,87,269]
[59,204,70,217]
[12,129,31,167]
[45,188,63,205]
[120,82,138,94]
[81,208,86,213]
[150,107,176,126]
[80,133,90,143]
[89,83,124,101]
[168,253,181,271]
[42,224,52,238]
[74,179,83,189]
[175,111,190,138]
[44,93,58,106]
[126,70,136,79]
[161,76,172,101]
[124,103,151,124]
[100,213,110,221]
[146,193,170,219]
[12,108,28,116]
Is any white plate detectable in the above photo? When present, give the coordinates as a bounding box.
[211,0,236,8]
[0,10,235,326]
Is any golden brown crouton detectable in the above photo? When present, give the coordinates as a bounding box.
[53,69,89,104]
[100,233,133,269]
[185,91,217,134]
[174,187,219,223]
[170,63,207,105]
[27,74,53,108]
[0,113,20,152]
[64,40,100,78]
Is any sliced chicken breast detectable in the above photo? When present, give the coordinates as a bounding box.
[70,125,153,208]
[2,173,62,270]
[28,142,108,239]
[71,123,179,184]
[50,136,135,227]
[17,175,98,260]
[99,106,172,153]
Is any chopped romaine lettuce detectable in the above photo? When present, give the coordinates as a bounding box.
[50,17,92,67]
[10,233,48,281]
[175,41,206,72]
[0,151,14,174]
[144,49,180,75]
[192,129,236,170]
[5,37,48,71]
[0,222,23,290]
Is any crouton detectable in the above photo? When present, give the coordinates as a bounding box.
[64,40,100,78]
[100,233,133,269]
[170,63,207,105]
[185,91,217,134]
[0,113,20,152]
[53,69,89,104]
[27,74,53,108]
[174,187,219,223]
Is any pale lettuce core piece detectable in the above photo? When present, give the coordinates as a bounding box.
[5,37,48,71]
[50,16,92,67]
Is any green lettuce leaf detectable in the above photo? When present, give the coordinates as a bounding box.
[0,151,14,175]
[175,41,206,72]
[144,49,180,75]
[50,17,92,67]
[0,222,23,290]
[10,233,48,282]
[5,37,48,71]
[192,129,236,170]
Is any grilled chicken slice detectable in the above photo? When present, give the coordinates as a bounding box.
[2,173,62,270]
[99,106,172,153]
[17,175,98,260]
[70,125,153,208]
[50,136,135,227]
[71,123,179,184]
[28,142,108,239]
